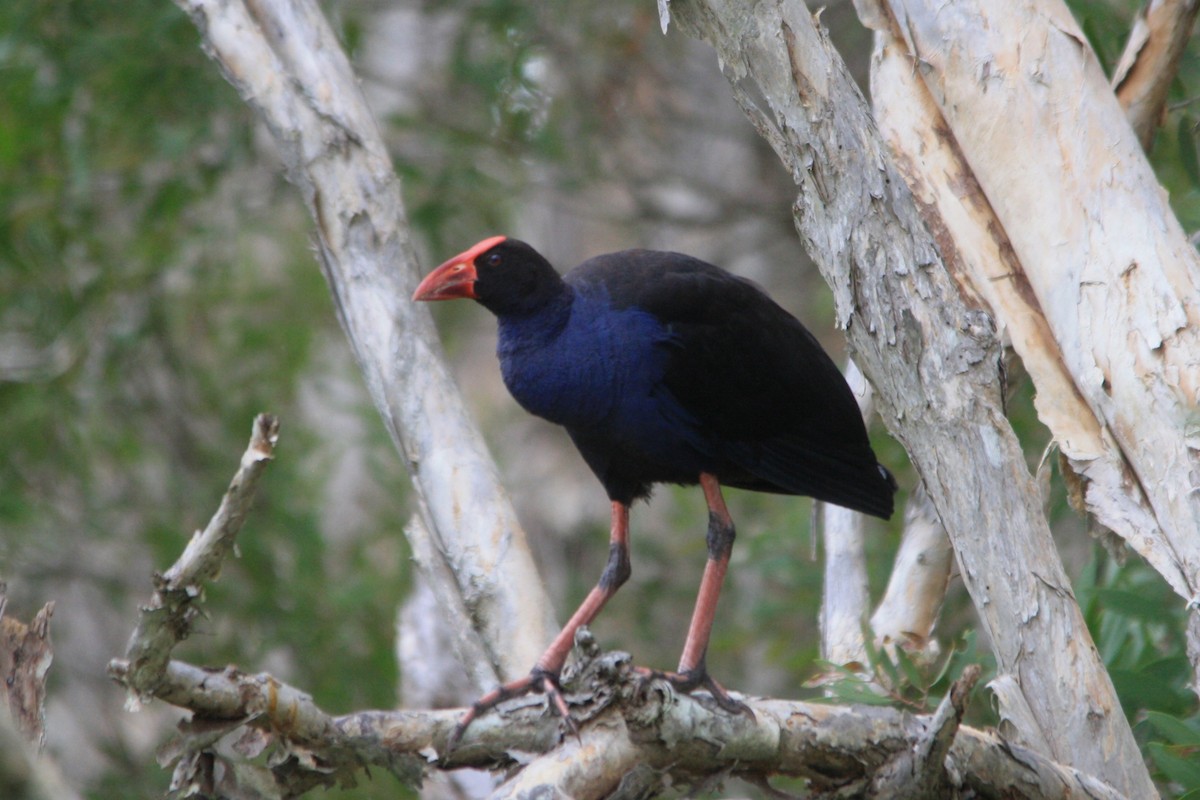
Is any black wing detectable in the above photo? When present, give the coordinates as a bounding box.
[569,250,895,518]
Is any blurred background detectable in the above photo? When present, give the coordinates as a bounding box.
[2,1,1199,797]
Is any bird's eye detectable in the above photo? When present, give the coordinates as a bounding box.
[485,253,502,267]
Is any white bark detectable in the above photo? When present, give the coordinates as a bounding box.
[172,0,555,681]
[869,484,952,651]
[666,1,1157,795]
[818,361,872,667]
[1113,0,1200,150]
[864,0,1200,690]
[880,0,1200,607]
[819,501,870,666]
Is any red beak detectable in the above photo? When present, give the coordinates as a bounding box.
[412,235,506,302]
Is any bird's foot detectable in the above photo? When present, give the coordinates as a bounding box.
[633,664,755,719]
[445,667,577,754]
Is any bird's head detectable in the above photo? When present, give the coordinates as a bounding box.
[413,236,564,316]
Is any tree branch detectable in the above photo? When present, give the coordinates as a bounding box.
[869,483,952,654]
[0,592,77,800]
[1113,0,1200,150]
[109,647,1129,800]
[171,0,556,682]
[817,361,873,667]
[115,413,279,703]
[880,0,1200,610]
[862,0,1200,698]
[102,412,1130,798]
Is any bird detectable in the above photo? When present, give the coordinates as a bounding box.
[413,236,895,737]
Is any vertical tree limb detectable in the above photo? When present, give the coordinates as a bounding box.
[818,361,873,667]
[666,1,1156,795]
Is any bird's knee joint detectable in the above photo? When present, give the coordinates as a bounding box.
[599,542,631,590]
[706,512,735,559]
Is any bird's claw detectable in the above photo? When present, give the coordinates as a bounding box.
[443,667,577,756]
[634,664,755,720]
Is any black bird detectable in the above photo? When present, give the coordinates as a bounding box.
[414,236,894,732]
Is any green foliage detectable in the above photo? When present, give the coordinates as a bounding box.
[813,628,995,726]
[1078,554,1200,797]
[1,3,412,798]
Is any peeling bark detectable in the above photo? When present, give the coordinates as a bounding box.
[877,0,1200,610]
[0,595,53,750]
[666,0,1157,795]
[863,0,1200,697]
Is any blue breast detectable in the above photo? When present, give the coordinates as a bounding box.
[497,287,683,436]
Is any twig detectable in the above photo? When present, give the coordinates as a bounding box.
[113,413,279,703]
[912,664,979,790]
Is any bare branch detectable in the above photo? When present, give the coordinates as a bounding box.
[1113,0,1200,150]
[818,361,873,667]
[108,649,1128,800]
[870,664,979,797]
[114,413,278,703]
[870,483,952,654]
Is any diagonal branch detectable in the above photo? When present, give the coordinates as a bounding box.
[171,0,556,683]
[1113,0,1200,150]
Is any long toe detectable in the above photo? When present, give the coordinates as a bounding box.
[446,667,575,754]
[634,664,754,719]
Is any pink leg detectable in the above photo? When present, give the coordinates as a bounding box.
[448,502,631,746]
[676,473,735,673]
[636,473,749,714]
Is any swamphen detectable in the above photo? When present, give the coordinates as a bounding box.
[414,236,895,735]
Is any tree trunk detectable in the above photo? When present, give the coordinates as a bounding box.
[666,0,1158,795]
[873,0,1200,618]
[862,0,1200,690]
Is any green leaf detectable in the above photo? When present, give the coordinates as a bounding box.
[1146,710,1200,746]
[1148,742,1200,789]
[823,679,895,707]
[1178,115,1200,188]
[1096,587,1171,622]
[894,646,925,691]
